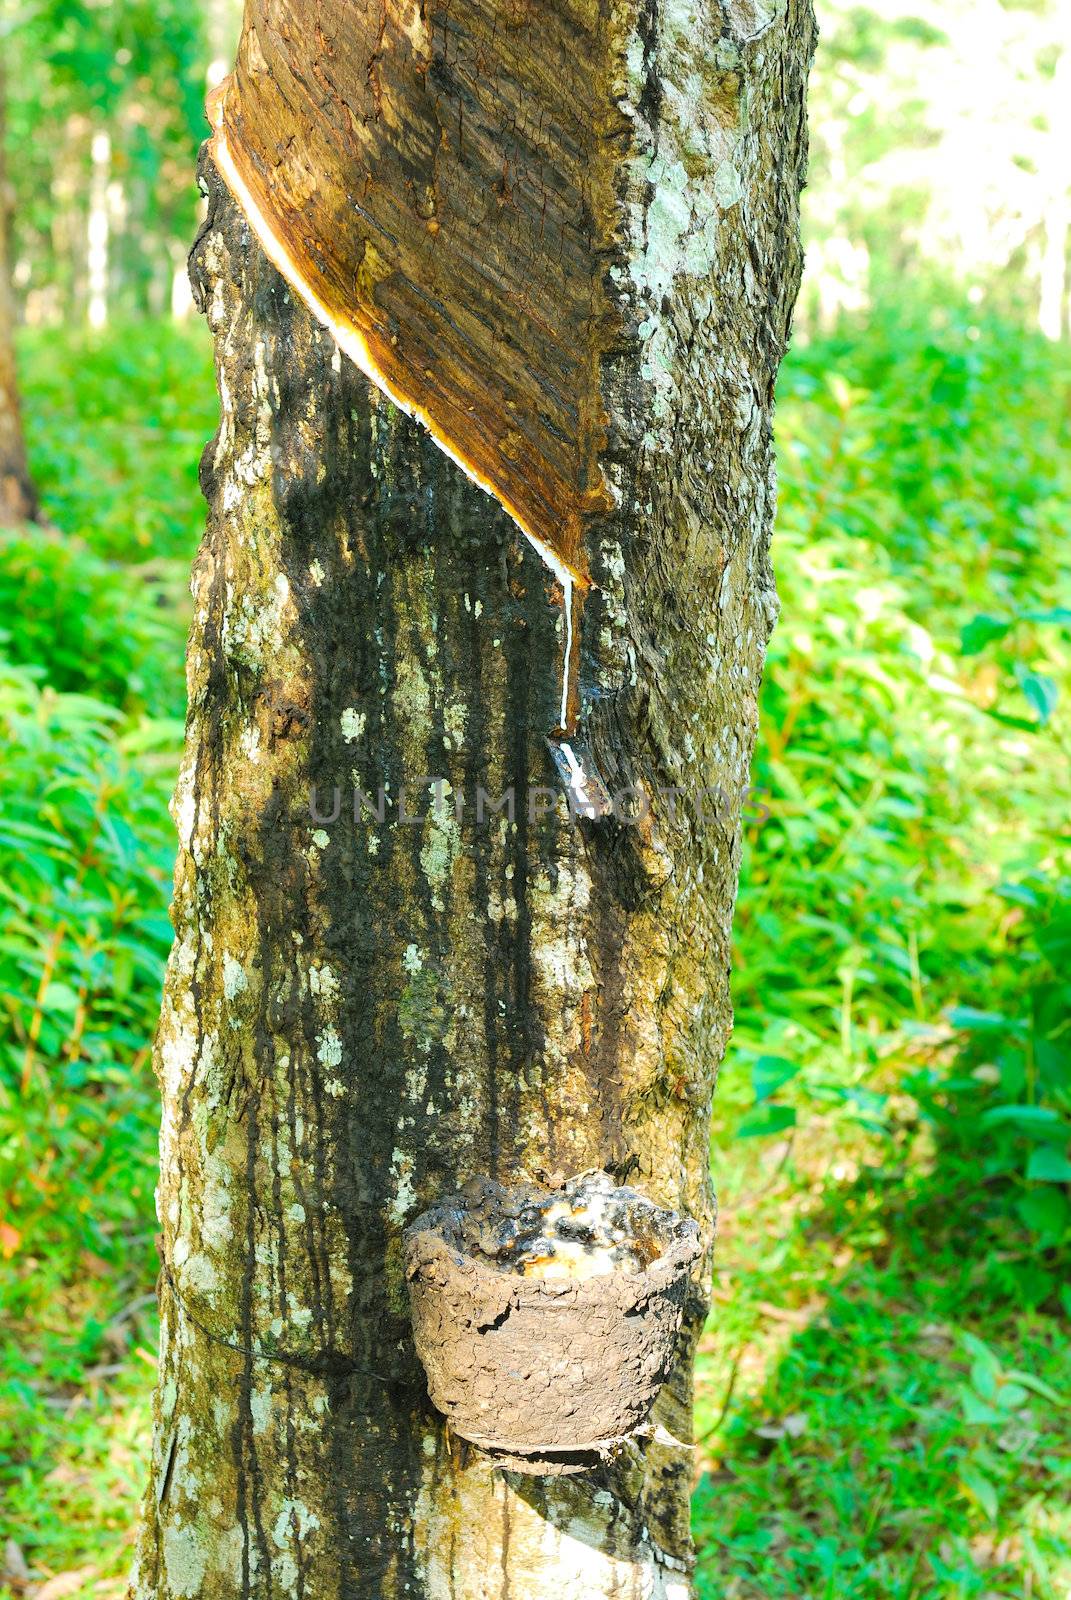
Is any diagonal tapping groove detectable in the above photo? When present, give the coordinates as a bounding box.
[204,2,633,746]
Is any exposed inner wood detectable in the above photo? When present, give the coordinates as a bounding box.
[209,0,626,602]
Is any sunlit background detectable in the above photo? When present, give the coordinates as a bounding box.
[0,2,1068,1596]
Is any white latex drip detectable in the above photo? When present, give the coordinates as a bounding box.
[559,739,596,818]
[560,571,573,730]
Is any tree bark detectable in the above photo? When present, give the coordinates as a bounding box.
[132,2,813,1595]
[0,59,38,527]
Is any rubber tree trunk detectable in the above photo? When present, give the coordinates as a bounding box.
[0,60,38,527]
[131,2,814,1595]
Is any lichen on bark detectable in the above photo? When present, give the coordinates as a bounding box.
[132,0,814,1593]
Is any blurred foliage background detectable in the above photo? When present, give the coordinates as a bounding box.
[0,1,1069,1597]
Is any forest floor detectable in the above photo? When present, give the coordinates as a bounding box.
[1,305,1069,1600]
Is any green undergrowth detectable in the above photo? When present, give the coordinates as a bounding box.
[694,302,1071,1598]
[692,1120,1071,1599]
[18,319,217,564]
[0,323,211,1598]
[0,303,1068,1597]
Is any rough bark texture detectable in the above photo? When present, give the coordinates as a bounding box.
[0,61,38,527]
[132,1,813,1594]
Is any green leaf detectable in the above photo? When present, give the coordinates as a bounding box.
[1015,666,1058,724]
[961,1331,1000,1373]
[960,614,1012,655]
[1026,1147,1071,1183]
[994,1381,1030,1411]
[110,947,136,1002]
[42,980,80,1016]
[751,1054,801,1102]
[1024,606,1071,627]
[1016,1187,1071,1244]
[736,1105,797,1139]
[958,1385,1006,1426]
[1003,1369,1068,1408]
[982,708,1040,733]
[996,881,1040,907]
[959,1464,999,1520]
[981,1104,1063,1130]
[946,1006,1022,1034]
[970,1358,998,1403]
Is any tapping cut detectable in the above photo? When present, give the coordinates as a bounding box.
[205,2,632,737]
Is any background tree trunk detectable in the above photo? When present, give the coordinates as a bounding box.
[1038,24,1071,342]
[0,59,38,527]
[86,127,112,331]
[132,2,814,1594]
